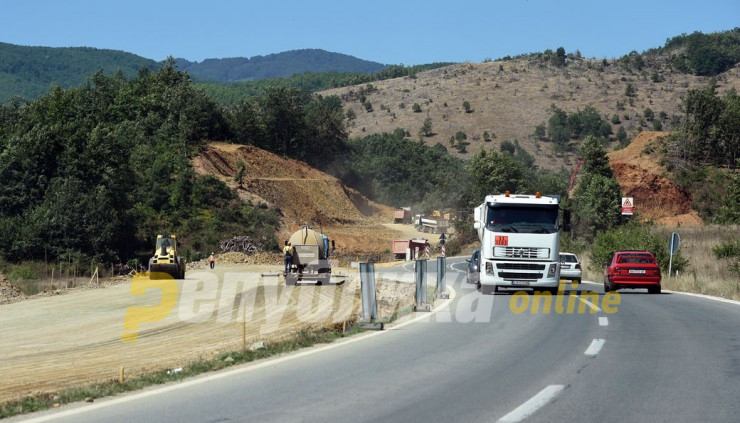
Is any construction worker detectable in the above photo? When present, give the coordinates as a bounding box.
[283,241,293,274]
[208,253,216,269]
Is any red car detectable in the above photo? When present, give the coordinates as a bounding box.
[604,251,662,294]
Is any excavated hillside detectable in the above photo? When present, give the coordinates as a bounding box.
[320,59,740,170]
[608,131,702,226]
[193,143,398,256]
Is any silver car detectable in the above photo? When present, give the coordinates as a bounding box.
[559,252,582,283]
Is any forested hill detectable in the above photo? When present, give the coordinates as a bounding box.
[174,49,386,82]
[0,42,159,103]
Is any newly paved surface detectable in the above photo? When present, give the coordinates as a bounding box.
[17,258,740,422]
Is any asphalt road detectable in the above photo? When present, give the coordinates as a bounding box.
[18,258,740,423]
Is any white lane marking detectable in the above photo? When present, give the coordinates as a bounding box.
[577,296,602,313]
[498,384,565,423]
[20,288,456,422]
[663,289,740,306]
[584,339,606,356]
[450,262,468,273]
[598,316,608,327]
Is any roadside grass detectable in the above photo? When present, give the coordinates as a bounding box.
[0,325,360,419]
[1,260,116,296]
[582,225,740,300]
[653,225,740,300]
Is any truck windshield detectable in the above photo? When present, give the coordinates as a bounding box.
[486,205,559,233]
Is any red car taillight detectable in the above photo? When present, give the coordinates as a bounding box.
[575,263,581,269]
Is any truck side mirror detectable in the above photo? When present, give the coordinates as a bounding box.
[473,221,482,229]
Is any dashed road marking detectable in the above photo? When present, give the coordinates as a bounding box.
[598,316,608,326]
[584,339,606,356]
[498,384,565,423]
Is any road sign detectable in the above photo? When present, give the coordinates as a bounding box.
[669,232,680,254]
[668,232,680,276]
[439,233,446,245]
[621,197,634,215]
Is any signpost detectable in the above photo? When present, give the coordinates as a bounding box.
[668,232,680,277]
[621,197,634,215]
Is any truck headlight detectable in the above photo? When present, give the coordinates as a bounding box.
[485,262,493,275]
[548,264,557,277]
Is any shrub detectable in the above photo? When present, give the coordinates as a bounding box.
[625,83,636,97]
[713,239,740,259]
[412,103,422,113]
[463,100,473,113]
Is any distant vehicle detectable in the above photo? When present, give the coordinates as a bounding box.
[559,252,582,283]
[413,214,449,234]
[393,207,411,224]
[465,249,481,284]
[604,251,662,294]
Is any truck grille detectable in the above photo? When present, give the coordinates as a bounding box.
[493,247,550,259]
[498,272,543,280]
[496,263,546,271]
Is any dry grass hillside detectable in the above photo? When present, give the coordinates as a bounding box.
[193,143,397,257]
[320,58,740,169]
[608,131,703,226]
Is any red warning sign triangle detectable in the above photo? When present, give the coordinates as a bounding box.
[623,198,632,207]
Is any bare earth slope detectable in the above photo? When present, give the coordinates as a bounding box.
[608,131,702,226]
[193,143,397,256]
[320,59,740,170]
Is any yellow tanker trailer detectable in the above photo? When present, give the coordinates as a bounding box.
[286,226,335,285]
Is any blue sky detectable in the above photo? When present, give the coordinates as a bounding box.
[1,0,737,65]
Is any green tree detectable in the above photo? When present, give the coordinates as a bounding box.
[644,107,654,121]
[547,107,570,144]
[616,126,628,143]
[234,161,246,188]
[467,148,526,200]
[579,136,613,178]
[714,174,740,223]
[419,117,433,138]
[611,114,621,124]
[534,123,546,140]
[463,100,473,113]
[572,173,622,238]
[625,83,636,97]
[553,47,566,67]
[412,103,422,113]
[499,140,516,155]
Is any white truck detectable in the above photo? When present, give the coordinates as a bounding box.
[473,193,563,294]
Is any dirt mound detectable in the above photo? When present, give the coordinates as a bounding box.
[609,132,703,225]
[193,143,399,255]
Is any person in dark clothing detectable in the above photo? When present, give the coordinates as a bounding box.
[283,241,293,274]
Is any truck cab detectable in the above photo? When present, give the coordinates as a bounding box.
[473,193,561,294]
